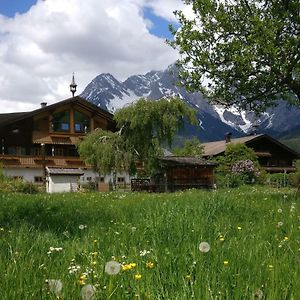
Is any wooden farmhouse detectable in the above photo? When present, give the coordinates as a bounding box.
[132,156,217,192]
[0,95,131,190]
[202,134,300,173]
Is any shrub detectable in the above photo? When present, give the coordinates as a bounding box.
[214,144,262,187]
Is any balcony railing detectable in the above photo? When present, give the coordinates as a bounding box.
[0,154,88,169]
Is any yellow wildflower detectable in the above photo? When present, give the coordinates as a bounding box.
[223,260,229,266]
[237,226,242,230]
[146,261,154,269]
[284,236,289,241]
[134,274,142,280]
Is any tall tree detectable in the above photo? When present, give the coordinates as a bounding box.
[173,137,203,157]
[169,0,300,112]
[78,98,197,175]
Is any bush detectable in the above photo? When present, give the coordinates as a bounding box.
[289,172,300,188]
[0,176,40,194]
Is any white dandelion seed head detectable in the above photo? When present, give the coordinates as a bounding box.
[253,288,263,299]
[105,261,121,275]
[80,284,97,300]
[277,208,283,213]
[199,242,210,253]
[45,279,63,296]
[79,225,87,230]
[277,221,283,227]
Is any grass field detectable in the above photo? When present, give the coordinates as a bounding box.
[0,186,299,299]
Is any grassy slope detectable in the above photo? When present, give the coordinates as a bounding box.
[0,187,299,299]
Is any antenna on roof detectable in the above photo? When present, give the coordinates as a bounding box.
[70,73,77,98]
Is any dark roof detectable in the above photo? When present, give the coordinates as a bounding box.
[0,96,114,128]
[159,156,217,166]
[202,134,300,158]
[0,112,27,127]
[46,167,84,175]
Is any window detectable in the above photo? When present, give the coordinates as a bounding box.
[117,177,125,183]
[7,146,26,155]
[74,110,90,133]
[86,177,92,181]
[51,111,70,132]
[34,176,43,183]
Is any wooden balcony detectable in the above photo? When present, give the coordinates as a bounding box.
[32,131,84,145]
[0,154,89,169]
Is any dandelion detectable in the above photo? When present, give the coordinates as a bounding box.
[45,279,63,297]
[223,260,229,266]
[146,261,154,269]
[268,264,274,270]
[105,261,121,275]
[79,225,87,230]
[219,235,225,242]
[277,221,283,228]
[284,236,289,241]
[79,274,87,285]
[199,242,210,253]
[134,274,142,280]
[237,226,242,230]
[122,262,137,271]
[277,209,283,213]
[253,289,263,299]
[80,284,96,300]
[139,250,151,256]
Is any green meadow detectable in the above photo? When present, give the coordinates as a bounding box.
[0,187,299,299]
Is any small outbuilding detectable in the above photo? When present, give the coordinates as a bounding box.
[132,156,217,192]
[46,167,84,193]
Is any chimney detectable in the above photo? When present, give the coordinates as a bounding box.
[225,132,232,143]
[40,102,47,108]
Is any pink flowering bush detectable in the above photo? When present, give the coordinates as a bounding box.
[231,159,261,184]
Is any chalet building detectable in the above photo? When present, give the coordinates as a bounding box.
[131,156,217,192]
[0,95,122,188]
[202,134,300,173]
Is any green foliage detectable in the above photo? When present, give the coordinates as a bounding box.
[267,173,290,188]
[173,137,203,157]
[0,175,40,194]
[288,160,300,187]
[79,98,197,175]
[214,144,261,187]
[0,187,299,299]
[170,0,300,112]
[78,128,136,174]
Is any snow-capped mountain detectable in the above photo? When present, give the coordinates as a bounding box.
[81,64,300,142]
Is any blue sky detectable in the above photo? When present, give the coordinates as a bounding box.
[143,7,179,40]
[0,0,37,17]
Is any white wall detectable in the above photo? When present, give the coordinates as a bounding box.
[3,168,43,182]
[47,175,80,193]
[80,170,134,184]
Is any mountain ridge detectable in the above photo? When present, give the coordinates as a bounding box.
[81,64,300,143]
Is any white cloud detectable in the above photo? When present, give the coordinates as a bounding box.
[0,0,180,113]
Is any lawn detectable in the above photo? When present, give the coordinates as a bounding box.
[0,186,299,299]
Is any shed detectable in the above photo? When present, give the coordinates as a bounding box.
[46,167,84,193]
[153,156,217,192]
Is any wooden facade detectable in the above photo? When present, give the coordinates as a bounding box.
[0,96,115,183]
[132,157,217,192]
[202,134,299,173]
